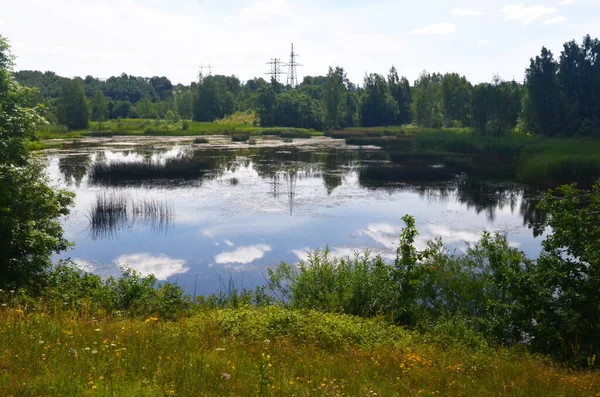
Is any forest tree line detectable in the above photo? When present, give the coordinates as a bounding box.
[15,34,600,137]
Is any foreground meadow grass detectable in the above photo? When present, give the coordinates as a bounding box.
[1,306,599,396]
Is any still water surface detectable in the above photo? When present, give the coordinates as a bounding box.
[45,136,545,295]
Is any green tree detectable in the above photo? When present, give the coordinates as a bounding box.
[323,66,347,129]
[359,73,398,127]
[532,182,600,363]
[412,71,443,128]
[90,89,108,122]
[472,77,522,137]
[193,75,226,122]
[256,85,276,127]
[135,97,157,119]
[558,35,600,136]
[57,78,89,130]
[524,47,562,136]
[0,36,73,289]
[441,73,472,127]
[175,87,193,120]
[388,66,412,125]
[273,91,323,130]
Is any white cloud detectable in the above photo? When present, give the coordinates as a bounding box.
[73,258,95,273]
[544,16,568,25]
[225,240,235,247]
[501,4,556,25]
[560,0,573,4]
[215,244,272,264]
[478,40,490,45]
[411,22,457,35]
[452,9,483,16]
[115,253,189,280]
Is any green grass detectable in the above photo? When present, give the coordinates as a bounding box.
[88,157,210,186]
[36,119,323,140]
[1,305,598,396]
[331,127,600,186]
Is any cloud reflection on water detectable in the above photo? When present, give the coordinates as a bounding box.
[115,253,189,280]
[214,244,272,265]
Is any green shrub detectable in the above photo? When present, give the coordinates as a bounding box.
[39,263,190,319]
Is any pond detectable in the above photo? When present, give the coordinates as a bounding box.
[45,136,546,296]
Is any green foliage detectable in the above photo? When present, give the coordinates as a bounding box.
[256,85,276,126]
[472,79,522,137]
[192,75,236,122]
[441,73,472,127]
[323,66,357,129]
[359,73,399,127]
[57,78,89,130]
[0,36,74,289]
[272,90,323,130]
[43,263,190,319]
[412,71,443,128]
[525,47,563,136]
[267,250,398,318]
[531,182,600,363]
[388,66,412,125]
[90,89,108,121]
[517,152,600,187]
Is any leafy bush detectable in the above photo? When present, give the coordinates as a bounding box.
[39,263,190,319]
[267,250,398,319]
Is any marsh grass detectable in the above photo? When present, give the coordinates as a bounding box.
[88,157,210,186]
[333,127,600,186]
[36,119,323,140]
[0,303,597,396]
[88,191,174,239]
[231,132,250,142]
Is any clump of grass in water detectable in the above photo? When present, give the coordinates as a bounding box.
[87,191,129,240]
[517,153,600,187]
[193,137,209,144]
[231,132,250,142]
[87,191,174,239]
[89,156,210,186]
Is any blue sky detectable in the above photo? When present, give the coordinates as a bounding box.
[1,0,598,85]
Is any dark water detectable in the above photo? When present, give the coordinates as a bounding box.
[45,137,545,295]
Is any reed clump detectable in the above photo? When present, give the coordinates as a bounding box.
[89,157,210,186]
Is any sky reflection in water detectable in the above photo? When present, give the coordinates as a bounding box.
[47,139,545,295]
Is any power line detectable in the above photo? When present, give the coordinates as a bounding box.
[285,43,302,88]
[265,58,284,83]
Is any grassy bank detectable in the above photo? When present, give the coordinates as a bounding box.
[35,119,322,140]
[34,120,600,187]
[0,305,598,396]
[331,127,600,187]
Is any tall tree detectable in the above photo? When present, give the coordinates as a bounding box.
[57,78,89,130]
[359,73,398,127]
[412,71,443,128]
[256,85,276,127]
[441,73,472,127]
[192,75,235,122]
[472,78,522,137]
[90,89,108,122]
[524,47,562,136]
[558,35,600,136]
[0,35,73,289]
[175,87,193,120]
[388,66,412,125]
[323,67,347,129]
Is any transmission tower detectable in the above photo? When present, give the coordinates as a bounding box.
[265,58,284,83]
[286,43,302,88]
